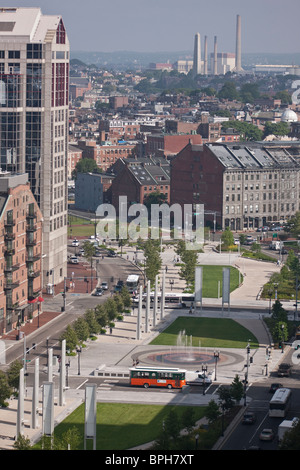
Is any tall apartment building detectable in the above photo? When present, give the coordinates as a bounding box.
[0,7,69,286]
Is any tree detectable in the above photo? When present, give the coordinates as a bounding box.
[120,285,132,308]
[271,300,288,323]
[230,375,244,404]
[164,409,181,442]
[73,317,90,343]
[221,227,234,249]
[60,324,78,352]
[94,304,109,329]
[113,293,124,315]
[218,82,240,101]
[181,407,196,433]
[0,370,12,406]
[263,121,290,139]
[54,427,81,450]
[285,212,300,238]
[204,399,221,425]
[13,434,31,450]
[6,360,23,392]
[84,309,100,335]
[142,239,162,285]
[143,191,168,210]
[103,297,118,322]
[217,385,234,410]
[72,158,102,179]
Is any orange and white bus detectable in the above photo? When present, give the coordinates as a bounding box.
[129,366,186,389]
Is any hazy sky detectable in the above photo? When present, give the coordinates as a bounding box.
[2,0,300,54]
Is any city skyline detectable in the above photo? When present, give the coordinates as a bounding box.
[1,0,299,55]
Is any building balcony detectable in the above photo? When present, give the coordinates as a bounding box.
[6,301,19,311]
[26,236,37,246]
[4,280,20,291]
[4,248,15,256]
[26,254,40,263]
[4,219,15,227]
[4,263,20,273]
[26,223,37,232]
[28,270,40,279]
[4,232,15,241]
[26,211,37,219]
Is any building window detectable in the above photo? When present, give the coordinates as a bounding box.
[56,19,66,44]
[8,50,20,59]
[27,43,43,59]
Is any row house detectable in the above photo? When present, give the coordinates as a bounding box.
[68,145,83,179]
[0,173,43,336]
[99,119,140,142]
[77,140,137,172]
[171,141,300,231]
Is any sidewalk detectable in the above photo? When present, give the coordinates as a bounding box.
[0,242,289,449]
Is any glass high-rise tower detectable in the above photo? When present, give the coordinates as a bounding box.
[0,7,69,286]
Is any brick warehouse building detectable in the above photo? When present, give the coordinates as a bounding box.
[0,172,42,336]
[170,141,300,231]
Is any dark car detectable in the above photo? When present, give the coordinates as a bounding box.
[269,383,283,393]
[242,412,256,424]
[107,250,117,257]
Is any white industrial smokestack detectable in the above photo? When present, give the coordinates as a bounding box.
[204,35,208,75]
[234,14,243,72]
[193,32,201,76]
[213,36,218,75]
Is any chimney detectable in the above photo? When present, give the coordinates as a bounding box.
[204,35,208,75]
[235,14,243,72]
[193,33,201,77]
[213,36,218,75]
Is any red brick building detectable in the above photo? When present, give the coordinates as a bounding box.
[77,140,137,172]
[0,173,43,336]
[171,141,300,231]
[145,133,203,157]
[111,157,170,214]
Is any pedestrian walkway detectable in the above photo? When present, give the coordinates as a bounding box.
[0,241,289,449]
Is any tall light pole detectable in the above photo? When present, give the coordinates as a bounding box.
[202,365,207,395]
[214,351,220,381]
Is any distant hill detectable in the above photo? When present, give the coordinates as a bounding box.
[70,50,300,70]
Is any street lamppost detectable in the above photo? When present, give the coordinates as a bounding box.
[77,346,82,375]
[202,365,207,395]
[243,344,251,406]
[214,351,220,381]
[281,323,285,353]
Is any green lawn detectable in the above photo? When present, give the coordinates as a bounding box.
[201,265,241,298]
[36,403,206,450]
[150,317,259,348]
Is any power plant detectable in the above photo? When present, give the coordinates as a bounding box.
[192,14,243,76]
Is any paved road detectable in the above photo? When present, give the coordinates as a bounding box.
[0,241,291,449]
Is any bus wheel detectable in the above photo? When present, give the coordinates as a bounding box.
[143,383,149,388]
[167,384,172,389]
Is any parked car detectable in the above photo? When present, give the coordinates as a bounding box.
[101,282,108,290]
[259,428,274,441]
[194,371,213,384]
[69,256,79,264]
[92,288,103,296]
[71,239,79,247]
[242,412,256,424]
